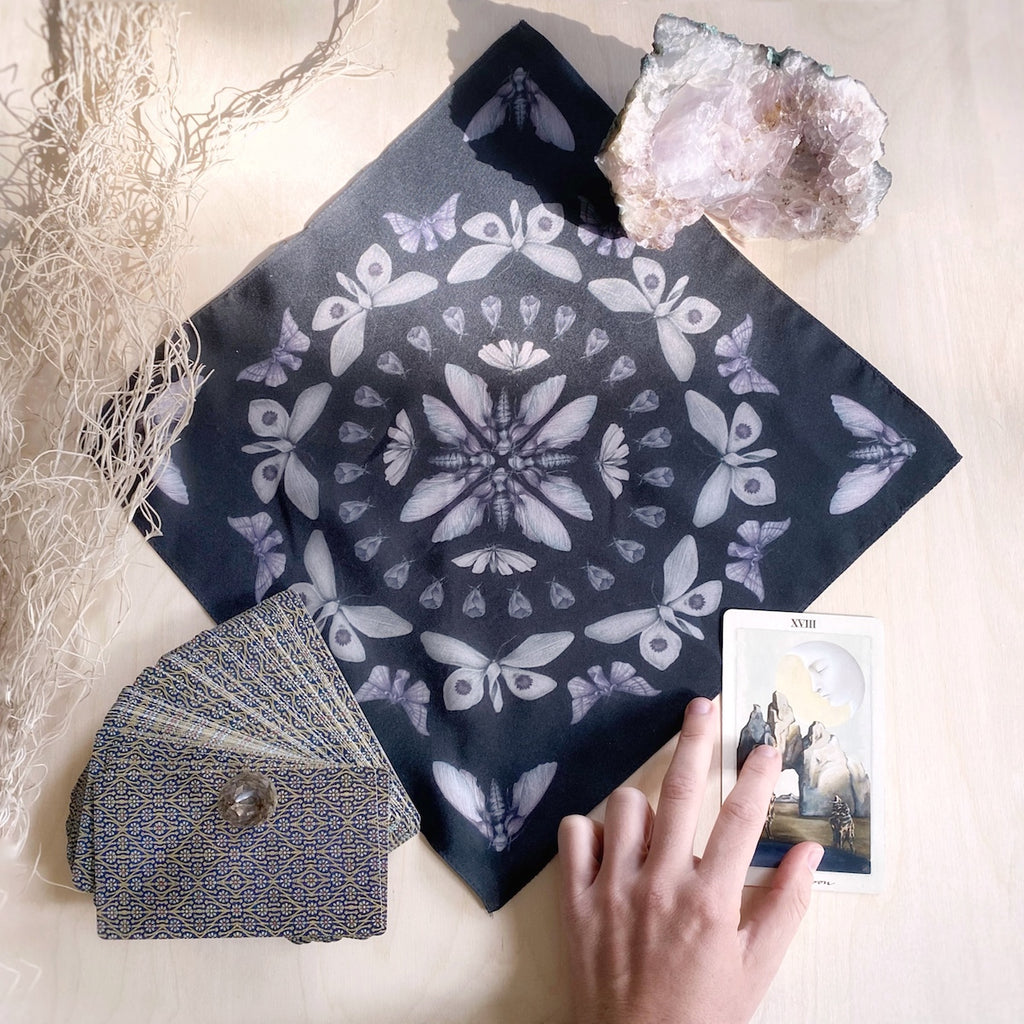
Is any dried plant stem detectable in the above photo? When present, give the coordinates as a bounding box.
[0,0,379,848]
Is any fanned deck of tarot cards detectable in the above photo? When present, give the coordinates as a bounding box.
[66,590,419,942]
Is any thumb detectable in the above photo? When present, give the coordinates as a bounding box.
[742,842,822,970]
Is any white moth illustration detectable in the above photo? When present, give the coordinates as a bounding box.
[312,243,438,377]
[507,586,532,619]
[419,577,445,610]
[447,201,582,284]
[577,196,635,258]
[383,557,413,590]
[463,66,575,151]
[432,760,558,852]
[589,258,720,381]
[138,374,208,506]
[421,630,573,713]
[477,337,550,373]
[242,382,330,520]
[585,534,721,671]
[481,295,502,330]
[685,390,776,528]
[552,305,576,340]
[402,364,595,550]
[829,395,916,514]
[290,530,412,662]
[462,584,486,618]
[629,505,666,528]
[452,545,536,575]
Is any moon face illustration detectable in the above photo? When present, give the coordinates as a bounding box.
[775,641,865,727]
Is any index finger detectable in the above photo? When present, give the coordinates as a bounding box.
[699,742,781,894]
[644,696,717,876]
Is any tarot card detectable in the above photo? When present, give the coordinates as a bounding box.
[721,609,884,894]
[91,741,389,942]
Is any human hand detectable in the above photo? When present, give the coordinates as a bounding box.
[558,696,822,1024]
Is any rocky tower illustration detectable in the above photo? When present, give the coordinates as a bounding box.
[739,690,870,818]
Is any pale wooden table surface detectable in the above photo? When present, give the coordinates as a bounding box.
[2,2,1022,1022]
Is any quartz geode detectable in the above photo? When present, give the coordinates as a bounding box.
[597,16,891,246]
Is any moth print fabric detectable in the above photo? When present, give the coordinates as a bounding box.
[137,23,960,910]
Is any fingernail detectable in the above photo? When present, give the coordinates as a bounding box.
[807,844,824,872]
[688,696,713,715]
[751,742,779,761]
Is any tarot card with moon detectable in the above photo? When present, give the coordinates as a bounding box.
[721,609,884,894]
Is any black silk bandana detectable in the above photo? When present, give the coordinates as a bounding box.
[141,23,960,910]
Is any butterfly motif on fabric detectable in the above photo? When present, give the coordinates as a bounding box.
[420,630,573,712]
[589,257,720,381]
[354,664,430,736]
[382,193,460,253]
[585,534,721,670]
[715,315,779,396]
[312,243,438,376]
[236,308,310,388]
[685,390,777,528]
[829,396,916,514]
[463,66,574,151]
[227,512,286,601]
[241,382,330,520]
[432,760,558,852]
[725,518,791,601]
[567,662,659,724]
[401,364,596,550]
[447,200,582,284]
[290,530,412,662]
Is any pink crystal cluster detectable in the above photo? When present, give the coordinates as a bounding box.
[597,16,891,247]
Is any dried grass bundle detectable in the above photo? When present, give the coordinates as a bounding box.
[0,0,379,848]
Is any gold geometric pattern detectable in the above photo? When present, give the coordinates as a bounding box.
[66,591,418,942]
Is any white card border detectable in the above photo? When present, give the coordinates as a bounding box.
[721,608,885,894]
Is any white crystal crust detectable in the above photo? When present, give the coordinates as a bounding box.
[597,16,892,247]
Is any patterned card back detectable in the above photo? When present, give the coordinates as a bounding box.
[92,744,389,942]
[67,592,419,940]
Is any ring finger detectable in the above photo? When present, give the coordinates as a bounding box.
[599,786,654,879]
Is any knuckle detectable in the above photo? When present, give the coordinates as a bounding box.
[607,785,646,810]
[658,769,701,806]
[636,878,676,917]
[720,793,768,831]
[561,890,596,930]
[682,887,719,927]
[593,878,633,920]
